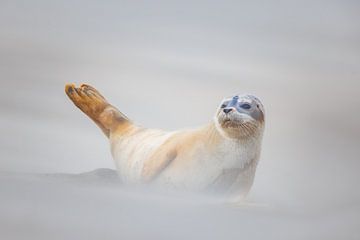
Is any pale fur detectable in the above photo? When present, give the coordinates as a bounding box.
[110,122,264,197]
[65,83,264,198]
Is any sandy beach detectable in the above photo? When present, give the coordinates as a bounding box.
[1,0,359,239]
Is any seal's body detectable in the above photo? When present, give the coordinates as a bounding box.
[65,84,265,198]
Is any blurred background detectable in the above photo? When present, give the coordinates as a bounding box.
[0,0,359,239]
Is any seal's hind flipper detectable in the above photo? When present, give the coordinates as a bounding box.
[65,83,130,137]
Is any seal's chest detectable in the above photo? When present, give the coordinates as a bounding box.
[207,140,256,169]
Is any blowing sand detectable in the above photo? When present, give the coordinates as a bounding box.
[1,0,360,239]
[1,169,359,240]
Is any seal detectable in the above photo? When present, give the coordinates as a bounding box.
[65,83,265,198]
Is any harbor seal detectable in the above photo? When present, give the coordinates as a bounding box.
[65,83,265,198]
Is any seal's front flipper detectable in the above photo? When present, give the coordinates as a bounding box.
[65,83,130,137]
[141,145,178,182]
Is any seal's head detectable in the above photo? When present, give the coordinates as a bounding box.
[215,94,265,139]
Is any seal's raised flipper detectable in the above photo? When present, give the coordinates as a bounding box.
[65,83,130,137]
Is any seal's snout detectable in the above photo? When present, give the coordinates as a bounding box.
[223,108,233,114]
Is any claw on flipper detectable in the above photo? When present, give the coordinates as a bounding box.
[65,83,130,137]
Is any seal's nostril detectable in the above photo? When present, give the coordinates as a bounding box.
[223,108,233,114]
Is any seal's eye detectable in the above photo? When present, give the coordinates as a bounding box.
[240,103,251,109]
[221,104,227,108]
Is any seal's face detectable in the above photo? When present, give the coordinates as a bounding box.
[215,94,265,139]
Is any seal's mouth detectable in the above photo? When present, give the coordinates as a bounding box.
[217,110,258,130]
[223,118,231,123]
[219,117,243,129]
[216,115,260,138]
